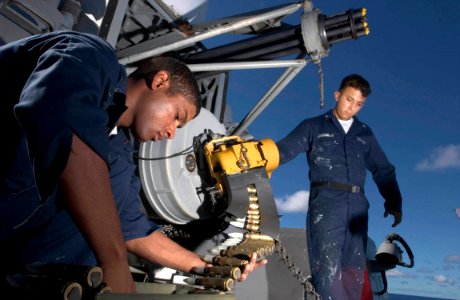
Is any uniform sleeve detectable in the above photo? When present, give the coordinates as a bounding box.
[365,133,402,213]
[108,131,159,241]
[14,35,120,200]
[276,119,311,165]
[121,171,160,241]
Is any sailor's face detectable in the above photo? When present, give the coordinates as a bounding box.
[132,92,197,142]
[333,87,366,120]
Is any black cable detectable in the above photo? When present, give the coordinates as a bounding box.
[137,145,194,161]
[387,233,415,268]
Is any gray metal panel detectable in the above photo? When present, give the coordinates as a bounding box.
[0,14,31,45]
[267,227,310,300]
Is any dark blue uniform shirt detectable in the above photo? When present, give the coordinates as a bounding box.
[276,110,402,212]
[0,32,157,262]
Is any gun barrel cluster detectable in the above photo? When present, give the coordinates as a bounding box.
[321,8,370,47]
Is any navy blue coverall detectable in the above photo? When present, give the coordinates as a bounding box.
[276,110,402,299]
[0,32,157,274]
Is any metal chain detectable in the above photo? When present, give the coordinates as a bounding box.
[314,58,325,110]
[160,224,191,239]
[275,240,321,300]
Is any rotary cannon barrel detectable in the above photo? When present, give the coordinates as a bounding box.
[321,8,369,47]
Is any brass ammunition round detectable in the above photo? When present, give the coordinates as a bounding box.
[87,266,103,288]
[247,186,257,194]
[64,282,83,300]
[246,224,259,231]
[246,219,260,225]
[231,267,242,280]
[249,195,258,202]
[194,277,235,291]
[246,233,274,242]
[248,203,259,210]
[213,256,248,267]
[247,210,259,215]
[225,244,252,255]
[203,266,241,280]
[227,250,251,259]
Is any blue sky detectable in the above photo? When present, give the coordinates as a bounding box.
[203,1,460,299]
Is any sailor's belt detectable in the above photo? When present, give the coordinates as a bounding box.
[311,181,364,194]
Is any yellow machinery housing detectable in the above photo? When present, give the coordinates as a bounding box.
[204,136,279,198]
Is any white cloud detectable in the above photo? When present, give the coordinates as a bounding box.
[386,269,417,279]
[275,190,309,213]
[387,269,404,277]
[444,255,460,264]
[444,255,460,270]
[415,144,460,170]
[433,274,456,286]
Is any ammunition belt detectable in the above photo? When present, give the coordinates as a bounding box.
[219,184,276,260]
[191,184,276,294]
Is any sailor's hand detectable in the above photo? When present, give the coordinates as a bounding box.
[384,210,402,227]
[239,253,267,281]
